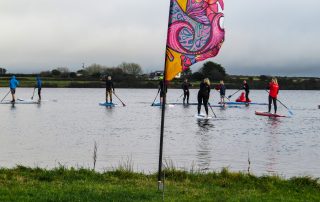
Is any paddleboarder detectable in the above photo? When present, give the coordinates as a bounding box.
[216,80,226,106]
[35,76,42,101]
[182,78,191,104]
[158,76,167,105]
[9,75,19,103]
[105,76,115,103]
[242,80,250,102]
[197,78,211,117]
[268,77,279,114]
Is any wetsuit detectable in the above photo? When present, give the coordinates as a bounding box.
[243,83,250,102]
[268,82,279,113]
[158,80,167,100]
[36,78,42,100]
[182,81,191,104]
[106,80,114,103]
[197,82,210,115]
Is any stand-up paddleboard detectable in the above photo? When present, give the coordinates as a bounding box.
[255,111,286,118]
[166,102,241,108]
[195,114,213,120]
[151,103,175,107]
[211,105,241,109]
[220,102,268,106]
[0,99,40,104]
[99,102,117,107]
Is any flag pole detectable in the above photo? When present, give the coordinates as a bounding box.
[157,0,171,191]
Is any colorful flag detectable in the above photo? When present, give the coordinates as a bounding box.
[165,0,225,81]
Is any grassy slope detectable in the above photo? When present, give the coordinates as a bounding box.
[0,166,319,201]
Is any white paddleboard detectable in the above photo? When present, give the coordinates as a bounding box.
[195,114,213,120]
[0,99,40,104]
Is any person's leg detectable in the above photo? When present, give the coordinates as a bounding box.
[186,91,189,104]
[11,89,15,102]
[268,96,272,113]
[246,91,250,102]
[273,98,277,114]
[106,90,109,103]
[38,88,41,100]
[203,96,209,116]
[183,92,186,104]
[160,92,163,104]
[197,93,202,115]
[110,91,113,103]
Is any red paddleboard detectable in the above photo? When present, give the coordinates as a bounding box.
[255,111,286,118]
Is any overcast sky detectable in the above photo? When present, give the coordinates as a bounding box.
[0,0,319,76]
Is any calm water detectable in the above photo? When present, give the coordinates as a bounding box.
[0,88,319,178]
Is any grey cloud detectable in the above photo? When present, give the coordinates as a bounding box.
[0,0,319,76]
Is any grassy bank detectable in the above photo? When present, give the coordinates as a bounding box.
[0,166,319,201]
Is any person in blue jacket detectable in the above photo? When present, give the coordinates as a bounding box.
[9,75,19,102]
[35,76,42,101]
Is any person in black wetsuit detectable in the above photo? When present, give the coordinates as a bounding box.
[182,78,191,104]
[242,80,250,102]
[198,78,211,116]
[105,76,115,103]
[158,77,167,104]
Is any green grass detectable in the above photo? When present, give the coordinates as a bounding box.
[0,166,319,201]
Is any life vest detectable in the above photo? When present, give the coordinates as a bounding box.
[236,92,251,102]
[269,82,279,98]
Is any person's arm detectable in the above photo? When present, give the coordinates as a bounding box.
[112,82,115,92]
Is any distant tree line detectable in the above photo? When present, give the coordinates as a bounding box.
[1,62,319,89]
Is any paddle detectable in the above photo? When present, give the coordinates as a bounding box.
[175,93,184,102]
[1,90,11,102]
[31,88,36,100]
[266,90,293,116]
[113,92,126,107]
[151,90,160,106]
[208,102,217,118]
[227,89,241,99]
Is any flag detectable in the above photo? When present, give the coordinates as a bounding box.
[165,0,225,81]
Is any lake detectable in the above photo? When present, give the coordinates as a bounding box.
[0,88,319,178]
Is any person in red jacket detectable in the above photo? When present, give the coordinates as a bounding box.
[268,78,279,114]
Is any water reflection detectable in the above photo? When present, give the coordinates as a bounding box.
[10,103,16,110]
[196,120,214,171]
[265,118,281,174]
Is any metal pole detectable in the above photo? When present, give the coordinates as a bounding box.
[158,0,172,190]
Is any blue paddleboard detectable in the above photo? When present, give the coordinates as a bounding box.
[99,102,117,107]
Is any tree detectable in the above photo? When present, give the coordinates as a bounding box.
[51,69,61,76]
[40,71,52,77]
[0,68,7,75]
[69,72,77,78]
[118,62,142,76]
[85,64,105,76]
[191,72,204,81]
[181,68,192,79]
[259,75,269,82]
[56,67,70,74]
[199,61,227,81]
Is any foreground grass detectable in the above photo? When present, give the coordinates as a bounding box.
[0,166,319,201]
